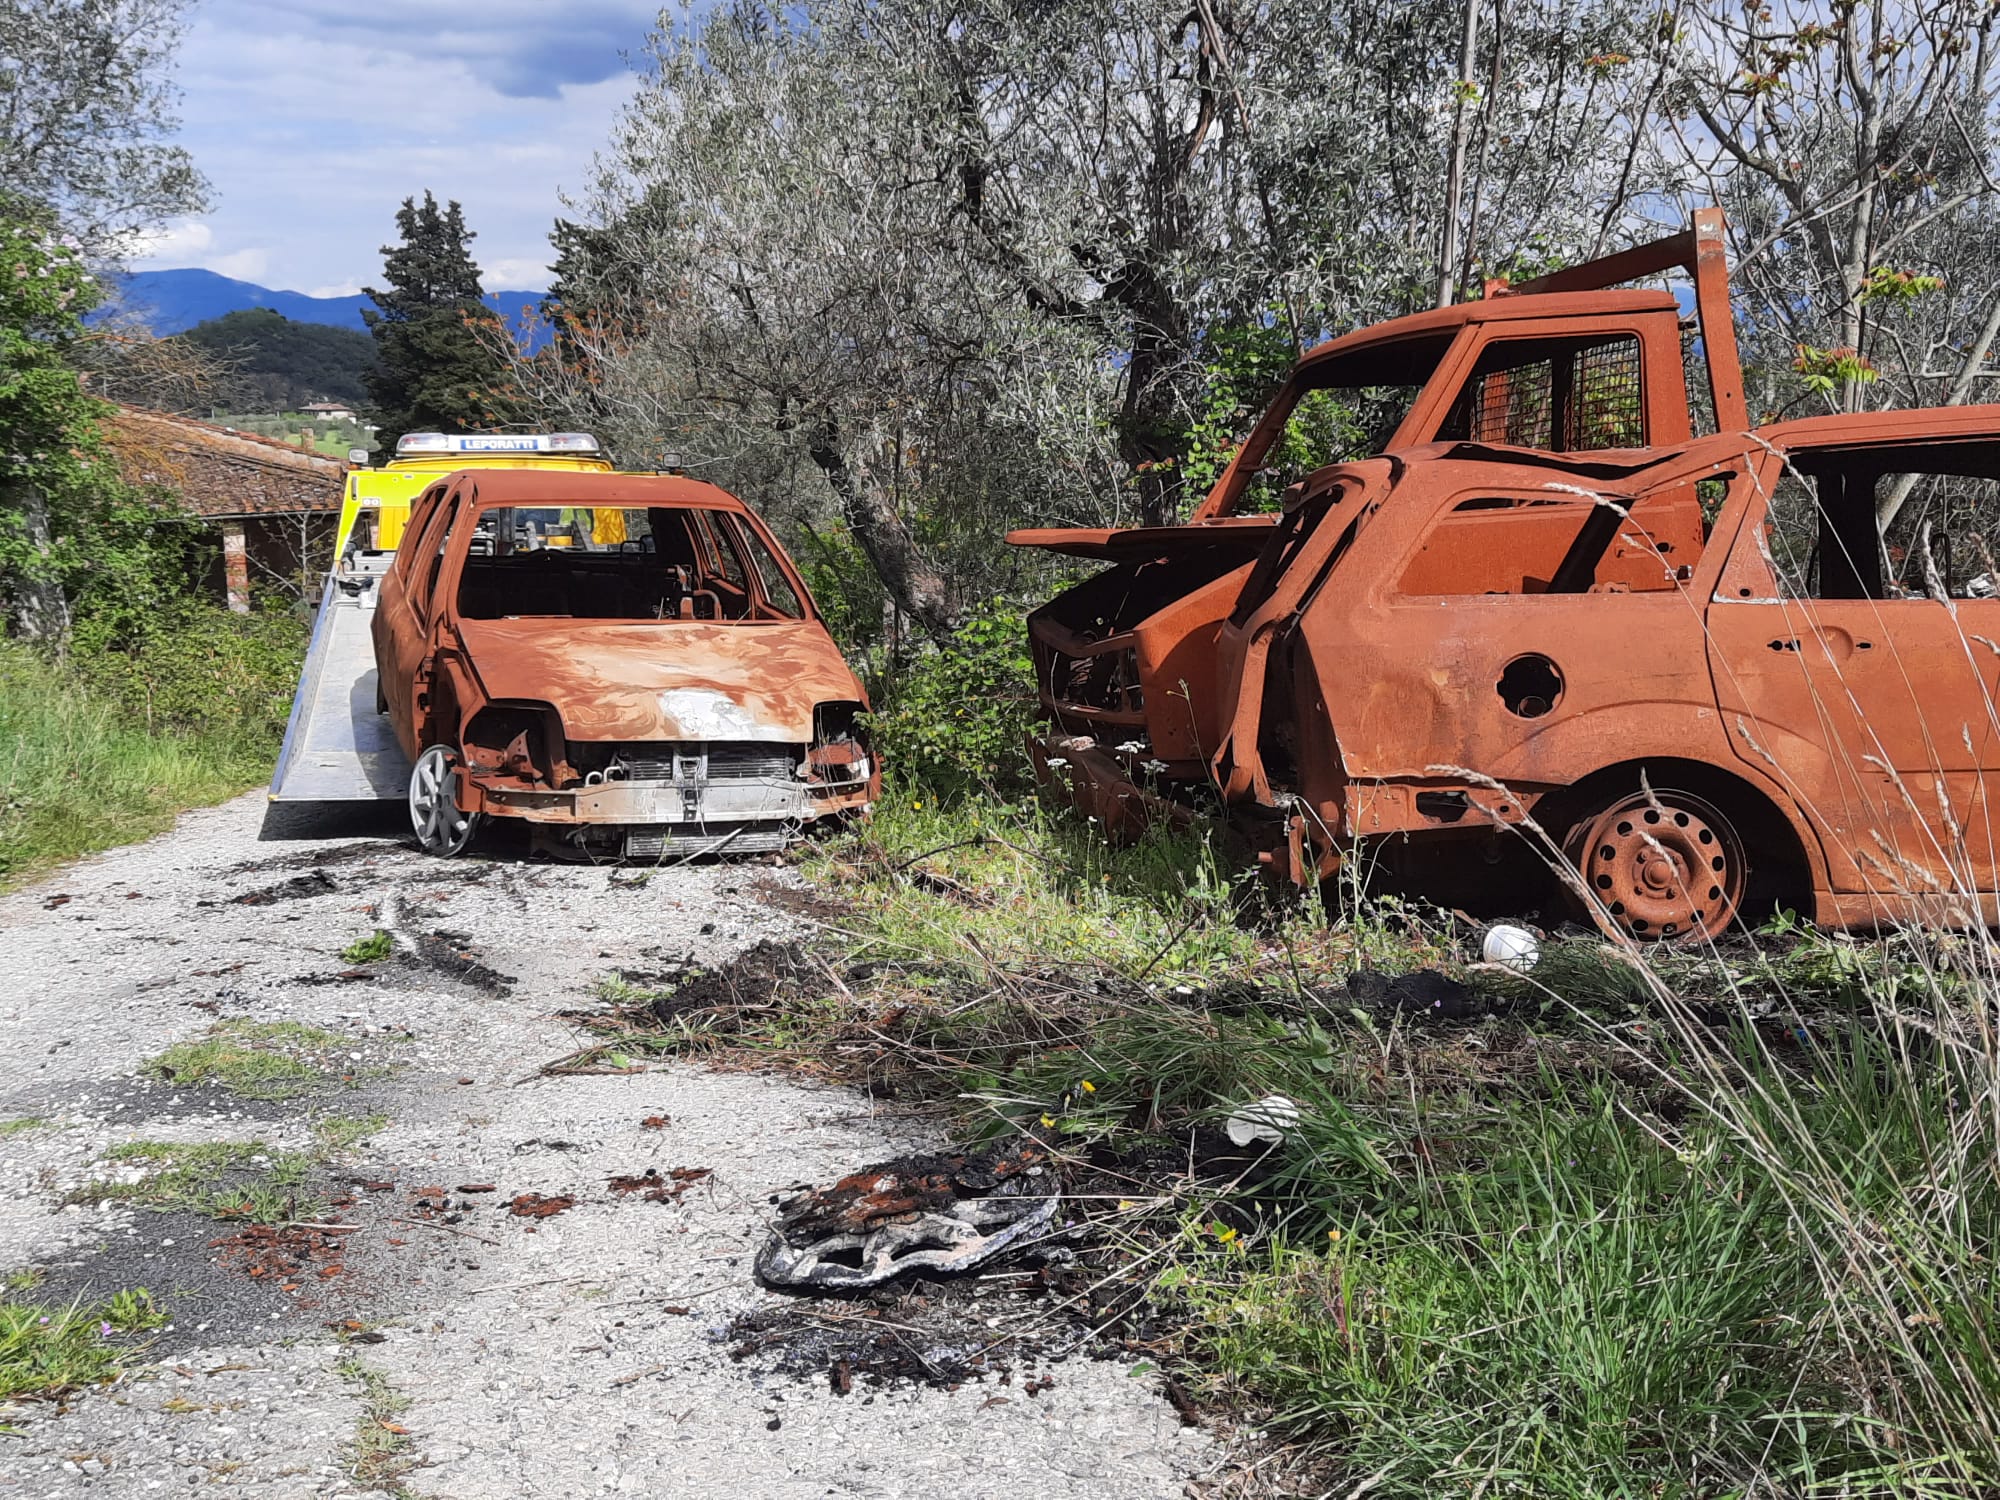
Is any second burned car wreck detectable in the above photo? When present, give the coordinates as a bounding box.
[1019,212,2000,940]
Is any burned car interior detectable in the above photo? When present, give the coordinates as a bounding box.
[457,505,804,622]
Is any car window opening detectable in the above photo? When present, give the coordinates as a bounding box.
[1434,335,1646,452]
[455,505,805,622]
[1765,445,2000,603]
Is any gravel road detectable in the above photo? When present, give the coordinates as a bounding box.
[0,795,1208,1498]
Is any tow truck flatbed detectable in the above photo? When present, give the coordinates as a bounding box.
[268,555,410,801]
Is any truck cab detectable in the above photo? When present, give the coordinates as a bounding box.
[1013,211,1745,836]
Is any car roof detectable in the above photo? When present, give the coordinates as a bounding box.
[1293,289,1680,380]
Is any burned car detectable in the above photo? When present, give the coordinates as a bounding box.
[371,469,878,858]
[1207,406,2000,938]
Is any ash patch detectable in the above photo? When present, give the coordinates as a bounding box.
[391,899,516,991]
[210,870,339,907]
[727,1276,1070,1392]
[634,939,812,1024]
[230,825,400,872]
[20,1209,358,1359]
[1,1078,305,1125]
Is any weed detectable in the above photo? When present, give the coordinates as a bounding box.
[0,635,290,889]
[311,1114,387,1154]
[340,930,394,965]
[737,798,2000,1490]
[336,1356,414,1492]
[0,1117,47,1137]
[77,1141,320,1225]
[142,1020,345,1099]
[0,1288,163,1407]
[4,1269,44,1293]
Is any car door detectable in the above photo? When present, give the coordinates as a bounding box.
[376,483,464,757]
[1704,442,2000,897]
[1329,467,1725,792]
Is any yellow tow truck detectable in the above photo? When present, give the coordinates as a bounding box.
[269,432,616,802]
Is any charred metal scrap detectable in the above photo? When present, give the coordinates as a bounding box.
[756,1138,1058,1290]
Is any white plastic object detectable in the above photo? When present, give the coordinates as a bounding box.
[1225,1094,1300,1148]
[1481,923,1540,972]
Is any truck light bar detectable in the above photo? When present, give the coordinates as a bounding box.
[394,432,603,456]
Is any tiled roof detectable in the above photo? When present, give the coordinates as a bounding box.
[105,406,349,518]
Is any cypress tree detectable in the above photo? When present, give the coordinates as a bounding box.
[361,193,509,443]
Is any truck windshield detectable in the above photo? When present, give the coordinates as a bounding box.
[455,504,805,622]
[1213,333,1452,513]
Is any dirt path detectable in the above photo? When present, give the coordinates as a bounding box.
[0,795,1206,1498]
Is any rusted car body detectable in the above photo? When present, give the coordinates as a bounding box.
[372,469,878,859]
[1204,406,2000,936]
[1013,212,1744,837]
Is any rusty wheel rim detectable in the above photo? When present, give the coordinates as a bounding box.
[1577,791,1744,942]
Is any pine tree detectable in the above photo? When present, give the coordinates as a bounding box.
[361,193,509,443]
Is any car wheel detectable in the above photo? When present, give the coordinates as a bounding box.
[1566,787,1747,942]
[410,744,481,857]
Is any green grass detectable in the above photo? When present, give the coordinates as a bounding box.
[751,798,2000,1492]
[0,1117,48,1137]
[0,1288,164,1409]
[337,1356,415,1491]
[339,930,395,965]
[311,1113,387,1154]
[76,1141,320,1225]
[142,1020,346,1100]
[0,642,261,888]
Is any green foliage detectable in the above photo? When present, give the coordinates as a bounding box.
[866,599,1035,798]
[80,1140,318,1224]
[0,639,259,885]
[362,192,512,441]
[340,930,394,964]
[1793,342,1879,396]
[141,1020,346,1100]
[0,1287,163,1407]
[67,595,305,751]
[1174,318,1373,513]
[177,309,379,410]
[793,521,887,653]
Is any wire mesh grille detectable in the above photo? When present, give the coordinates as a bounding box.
[1446,336,1644,451]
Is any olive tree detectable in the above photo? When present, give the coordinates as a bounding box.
[0,0,210,253]
[505,0,1665,635]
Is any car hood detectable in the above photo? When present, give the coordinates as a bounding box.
[455,619,864,743]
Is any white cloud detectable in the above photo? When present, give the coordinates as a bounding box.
[480,257,555,292]
[307,281,365,298]
[127,219,214,261]
[120,1,652,293]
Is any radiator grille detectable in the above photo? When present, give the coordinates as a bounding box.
[608,742,800,783]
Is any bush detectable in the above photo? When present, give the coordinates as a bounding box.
[68,599,306,756]
[0,640,259,882]
[866,599,1035,800]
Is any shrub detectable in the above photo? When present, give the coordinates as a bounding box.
[867,598,1035,799]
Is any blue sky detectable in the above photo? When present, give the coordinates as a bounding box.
[127,0,662,295]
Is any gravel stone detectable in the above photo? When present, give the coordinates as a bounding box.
[0,794,1207,1496]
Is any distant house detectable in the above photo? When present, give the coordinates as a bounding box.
[301,400,358,422]
[105,406,351,612]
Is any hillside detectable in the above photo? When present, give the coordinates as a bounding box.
[178,309,378,409]
[105,267,544,341]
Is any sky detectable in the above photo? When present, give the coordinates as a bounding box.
[126,0,664,295]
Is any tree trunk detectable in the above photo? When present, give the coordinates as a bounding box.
[3,481,72,646]
[1436,0,1483,307]
[805,412,956,642]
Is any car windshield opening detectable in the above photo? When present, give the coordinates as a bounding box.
[455,504,804,622]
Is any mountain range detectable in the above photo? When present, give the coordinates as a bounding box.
[101,268,544,338]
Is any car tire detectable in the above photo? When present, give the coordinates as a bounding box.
[409,744,481,857]
[1562,786,1747,943]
